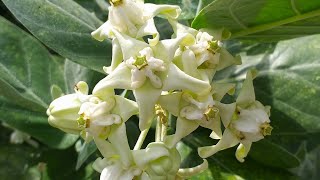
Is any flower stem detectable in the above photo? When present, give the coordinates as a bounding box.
[160,123,167,141]
[155,117,162,142]
[134,127,150,150]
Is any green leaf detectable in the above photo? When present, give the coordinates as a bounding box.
[0,126,41,180]
[179,139,296,180]
[0,17,103,149]
[0,102,78,149]
[75,0,109,20]
[192,0,320,41]
[0,16,56,111]
[76,141,97,170]
[293,145,320,179]
[2,0,112,73]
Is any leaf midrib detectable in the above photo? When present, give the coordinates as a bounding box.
[231,8,320,38]
[0,63,48,108]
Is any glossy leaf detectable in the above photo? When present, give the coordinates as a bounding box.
[192,0,320,41]
[2,0,112,73]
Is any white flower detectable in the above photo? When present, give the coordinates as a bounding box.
[158,82,237,147]
[92,0,181,45]
[125,47,166,89]
[198,70,272,162]
[93,31,210,131]
[188,32,221,68]
[93,124,181,180]
[47,81,138,140]
[47,81,91,134]
[233,109,271,142]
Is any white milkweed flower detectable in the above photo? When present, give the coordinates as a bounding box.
[93,124,181,180]
[47,81,91,134]
[91,0,181,46]
[125,47,166,89]
[198,70,272,162]
[93,30,211,131]
[189,32,222,69]
[47,81,138,140]
[158,83,236,147]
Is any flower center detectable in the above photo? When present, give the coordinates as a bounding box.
[155,104,167,124]
[77,113,90,129]
[109,0,122,6]
[204,106,219,121]
[133,55,148,70]
[207,40,220,54]
[260,122,273,136]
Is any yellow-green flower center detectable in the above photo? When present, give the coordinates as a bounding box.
[109,0,123,6]
[133,55,148,69]
[207,40,220,54]
[204,106,219,121]
[77,114,90,129]
[155,104,168,124]
[260,123,273,136]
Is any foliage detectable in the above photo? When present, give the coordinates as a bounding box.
[0,0,319,179]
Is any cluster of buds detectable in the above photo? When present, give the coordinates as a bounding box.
[46,0,272,179]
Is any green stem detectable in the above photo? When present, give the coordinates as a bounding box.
[134,128,150,150]
[232,9,320,38]
[160,124,167,141]
[155,117,162,142]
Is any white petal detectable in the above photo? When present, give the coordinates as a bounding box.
[235,142,252,163]
[144,68,162,88]
[91,21,113,41]
[169,19,198,38]
[217,48,241,71]
[180,49,201,79]
[131,68,147,89]
[93,63,132,98]
[212,83,235,101]
[112,30,149,60]
[136,19,159,46]
[108,124,133,168]
[152,34,195,63]
[92,157,109,173]
[158,92,182,116]
[177,159,208,178]
[165,117,199,148]
[215,102,236,127]
[132,143,170,168]
[233,109,269,133]
[92,114,121,126]
[198,129,239,158]
[100,163,123,180]
[143,4,181,19]
[133,82,162,130]
[109,38,124,72]
[94,138,117,159]
[112,95,139,122]
[180,106,203,120]
[236,70,256,107]
[163,64,211,96]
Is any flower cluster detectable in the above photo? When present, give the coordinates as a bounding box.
[46,0,272,179]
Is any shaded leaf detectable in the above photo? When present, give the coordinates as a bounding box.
[192,0,320,41]
[76,141,97,170]
[2,0,112,72]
